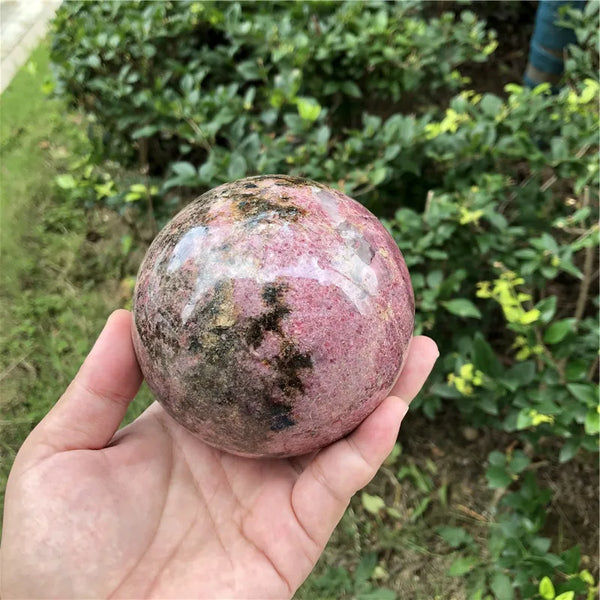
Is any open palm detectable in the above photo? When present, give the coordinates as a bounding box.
[0,310,437,599]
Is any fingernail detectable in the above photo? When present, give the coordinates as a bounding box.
[397,398,410,419]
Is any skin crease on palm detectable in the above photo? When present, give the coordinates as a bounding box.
[0,310,438,599]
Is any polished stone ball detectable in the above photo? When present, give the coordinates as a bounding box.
[132,175,414,457]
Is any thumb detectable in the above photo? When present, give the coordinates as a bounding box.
[26,310,143,458]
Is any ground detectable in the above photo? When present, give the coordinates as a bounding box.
[0,30,597,600]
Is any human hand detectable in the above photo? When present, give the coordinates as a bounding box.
[0,310,438,599]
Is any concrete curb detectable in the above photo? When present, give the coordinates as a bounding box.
[0,0,62,94]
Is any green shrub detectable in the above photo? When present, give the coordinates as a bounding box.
[49,1,599,597]
[50,0,495,176]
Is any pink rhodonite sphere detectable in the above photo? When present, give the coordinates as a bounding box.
[132,175,414,457]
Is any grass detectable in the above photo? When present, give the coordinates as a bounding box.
[0,41,153,516]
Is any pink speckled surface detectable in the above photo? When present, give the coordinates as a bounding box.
[132,176,414,457]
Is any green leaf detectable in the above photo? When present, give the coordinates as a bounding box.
[385,507,402,519]
[442,299,482,319]
[438,484,448,508]
[383,443,402,466]
[488,450,506,467]
[448,556,478,576]
[55,174,77,189]
[427,270,443,288]
[170,161,197,179]
[479,93,503,117]
[370,166,387,186]
[505,361,536,387]
[227,153,247,180]
[560,438,581,462]
[486,465,512,489]
[538,577,556,600]
[261,108,278,126]
[535,296,557,324]
[296,96,321,122]
[579,569,594,585]
[472,333,503,377]
[132,124,159,139]
[558,255,583,279]
[430,382,462,399]
[551,137,568,162]
[565,359,588,381]
[571,228,599,252]
[554,593,574,600]
[341,81,362,98]
[312,565,352,594]
[236,59,260,80]
[361,492,385,515]
[530,536,551,553]
[384,143,401,161]
[121,234,132,255]
[559,545,581,574]
[516,409,533,430]
[243,87,256,110]
[354,552,377,588]
[315,125,330,148]
[509,450,530,474]
[87,54,101,68]
[490,572,513,600]
[532,232,560,254]
[520,309,540,325]
[425,249,448,260]
[410,497,431,521]
[437,526,474,548]
[198,160,216,183]
[544,319,576,344]
[584,410,599,436]
[567,383,598,406]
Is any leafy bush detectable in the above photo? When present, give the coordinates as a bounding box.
[50,0,496,176]
[49,1,599,597]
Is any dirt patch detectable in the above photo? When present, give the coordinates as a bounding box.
[465,1,538,96]
[303,405,598,598]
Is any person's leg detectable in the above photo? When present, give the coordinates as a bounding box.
[524,0,586,91]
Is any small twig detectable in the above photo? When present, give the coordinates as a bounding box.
[424,190,434,215]
[527,460,550,470]
[456,504,488,522]
[311,14,321,36]
[560,226,588,235]
[381,466,401,491]
[534,327,549,374]
[0,417,36,425]
[573,187,594,324]
[540,174,558,193]
[352,183,375,197]
[540,144,591,193]
[0,353,33,382]
[145,184,158,237]
[571,225,599,248]
[506,170,546,211]
[587,356,599,381]
[557,186,594,376]
[489,488,506,514]
[138,137,149,175]
[185,117,213,153]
